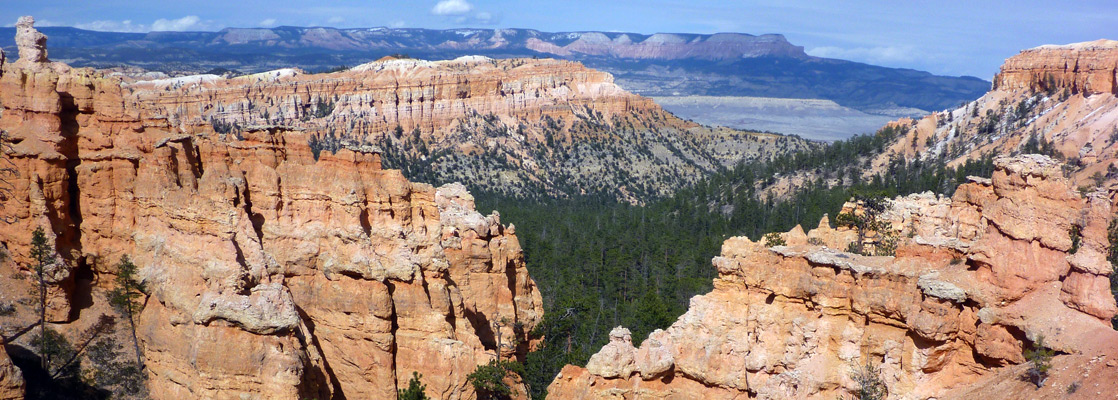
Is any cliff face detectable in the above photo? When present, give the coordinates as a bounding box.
[995,40,1118,95]
[113,55,810,202]
[549,155,1118,399]
[0,17,541,399]
[0,346,23,400]
[888,39,1118,197]
[758,39,1118,206]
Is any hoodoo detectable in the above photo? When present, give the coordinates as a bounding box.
[0,17,542,399]
[548,154,1118,399]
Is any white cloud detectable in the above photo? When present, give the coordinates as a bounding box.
[474,12,494,23]
[151,15,202,31]
[259,18,278,27]
[389,20,406,28]
[807,45,918,64]
[431,0,473,15]
[74,19,147,33]
[72,15,215,33]
[327,16,345,24]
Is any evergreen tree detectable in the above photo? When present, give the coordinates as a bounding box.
[398,372,429,400]
[108,255,145,368]
[29,226,56,370]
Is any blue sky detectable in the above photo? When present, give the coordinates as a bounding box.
[3,0,1115,79]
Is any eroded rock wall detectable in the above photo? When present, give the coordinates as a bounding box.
[548,155,1118,399]
[0,18,541,400]
[0,346,23,400]
[995,40,1118,95]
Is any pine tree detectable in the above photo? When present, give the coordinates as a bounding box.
[109,255,146,368]
[398,371,429,400]
[29,226,56,370]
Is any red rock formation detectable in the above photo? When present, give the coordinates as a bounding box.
[0,346,23,400]
[758,39,1118,202]
[0,18,541,399]
[548,155,1118,399]
[995,40,1118,95]
[109,52,808,202]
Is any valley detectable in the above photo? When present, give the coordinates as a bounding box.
[651,95,904,141]
[0,12,1116,400]
[0,25,989,140]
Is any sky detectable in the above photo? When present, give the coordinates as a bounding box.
[2,0,1115,79]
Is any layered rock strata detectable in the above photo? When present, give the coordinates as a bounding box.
[0,17,541,399]
[548,155,1118,399]
[995,39,1118,95]
[757,39,1118,205]
[113,53,809,202]
[891,39,1118,196]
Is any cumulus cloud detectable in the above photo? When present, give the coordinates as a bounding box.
[432,0,473,15]
[151,15,203,31]
[327,16,345,24]
[259,18,278,27]
[71,15,215,33]
[807,45,918,64]
[74,19,147,32]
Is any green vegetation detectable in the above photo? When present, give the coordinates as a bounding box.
[763,232,786,247]
[1068,225,1082,255]
[398,372,430,400]
[474,128,996,399]
[108,255,146,368]
[29,226,56,370]
[1024,336,1055,388]
[835,196,898,256]
[467,359,523,400]
[847,361,887,400]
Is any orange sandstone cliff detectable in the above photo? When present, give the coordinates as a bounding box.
[882,40,1118,197]
[0,16,541,399]
[757,39,1118,207]
[548,155,1118,399]
[110,45,809,202]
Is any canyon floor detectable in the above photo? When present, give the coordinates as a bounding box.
[651,95,919,141]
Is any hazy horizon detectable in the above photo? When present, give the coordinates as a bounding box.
[3,0,1116,79]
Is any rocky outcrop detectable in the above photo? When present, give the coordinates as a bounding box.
[112,54,808,201]
[0,346,23,400]
[995,40,1118,95]
[0,17,541,399]
[548,155,1118,399]
[758,39,1118,202]
[13,16,46,65]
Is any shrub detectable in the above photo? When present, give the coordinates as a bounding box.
[763,232,786,247]
[1068,225,1081,254]
[1024,335,1054,388]
[846,241,863,255]
[398,371,429,400]
[467,359,523,400]
[849,361,887,400]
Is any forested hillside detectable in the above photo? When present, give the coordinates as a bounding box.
[473,126,997,398]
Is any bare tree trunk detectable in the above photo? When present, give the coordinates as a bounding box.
[38,268,46,371]
[128,305,143,368]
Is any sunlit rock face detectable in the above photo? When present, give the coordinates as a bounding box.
[0,17,542,399]
[548,154,1118,400]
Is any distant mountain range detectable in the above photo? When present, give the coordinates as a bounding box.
[0,26,991,124]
